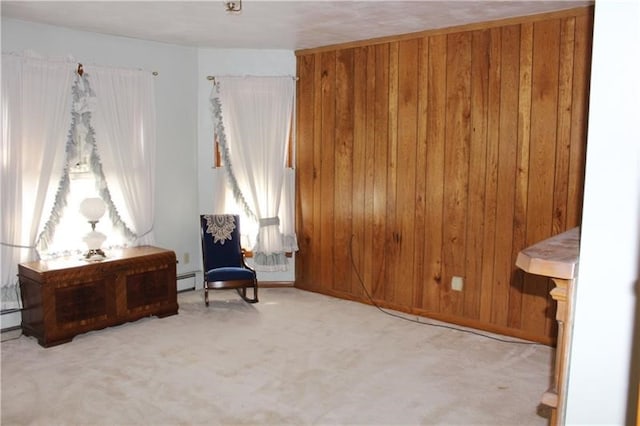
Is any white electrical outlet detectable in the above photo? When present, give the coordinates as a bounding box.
[183,252,190,264]
[451,276,464,291]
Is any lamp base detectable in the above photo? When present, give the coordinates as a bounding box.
[84,248,106,261]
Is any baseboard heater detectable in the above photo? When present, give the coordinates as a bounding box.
[1,308,22,336]
[177,272,197,293]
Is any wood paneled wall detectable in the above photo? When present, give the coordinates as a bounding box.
[294,7,593,344]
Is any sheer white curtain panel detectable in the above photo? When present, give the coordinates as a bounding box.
[279,168,298,252]
[213,76,295,271]
[0,53,75,310]
[89,67,157,246]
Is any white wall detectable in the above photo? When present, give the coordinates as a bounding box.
[196,48,296,282]
[565,1,640,424]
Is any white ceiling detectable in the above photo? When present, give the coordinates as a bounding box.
[1,1,593,51]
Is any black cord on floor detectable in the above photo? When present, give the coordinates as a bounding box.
[349,235,542,346]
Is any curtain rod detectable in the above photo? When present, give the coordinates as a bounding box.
[206,75,298,84]
[76,63,158,76]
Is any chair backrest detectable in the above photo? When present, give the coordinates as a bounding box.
[200,214,244,271]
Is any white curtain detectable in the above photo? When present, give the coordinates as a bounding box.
[90,66,157,245]
[0,53,75,310]
[212,76,296,271]
[280,168,297,250]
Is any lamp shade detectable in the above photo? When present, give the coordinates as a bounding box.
[79,197,106,222]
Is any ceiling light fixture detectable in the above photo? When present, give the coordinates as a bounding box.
[224,0,242,13]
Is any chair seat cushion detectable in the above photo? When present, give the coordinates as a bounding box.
[205,267,255,282]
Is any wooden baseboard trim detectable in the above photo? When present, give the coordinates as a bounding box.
[295,285,553,346]
[258,281,295,288]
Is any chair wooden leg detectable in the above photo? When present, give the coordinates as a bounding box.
[204,287,209,306]
[235,281,258,304]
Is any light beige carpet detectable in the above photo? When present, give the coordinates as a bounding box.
[1,288,552,425]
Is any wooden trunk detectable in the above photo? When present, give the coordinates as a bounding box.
[19,246,178,347]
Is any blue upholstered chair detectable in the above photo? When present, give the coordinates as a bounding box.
[199,214,258,305]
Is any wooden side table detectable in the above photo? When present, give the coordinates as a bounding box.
[19,245,178,347]
[516,227,580,425]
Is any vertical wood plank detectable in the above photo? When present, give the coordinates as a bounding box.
[422,34,447,313]
[491,24,520,327]
[352,46,367,298]
[319,51,336,292]
[413,36,429,308]
[371,43,389,301]
[295,54,316,288]
[567,13,592,227]
[363,46,377,298]
[334,48,355,294]
[395,38,419,306]
[385,42,400,303]
[441,31,471,316]
[464,29,490,320]
[526,19,561,243]
[553,18,576,236]
[479,27,501,322]
[311,53,324,290]
[507,21,533,330]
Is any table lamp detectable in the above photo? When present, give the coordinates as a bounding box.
[79,197,107,260]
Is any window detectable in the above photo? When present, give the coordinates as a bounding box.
[37,171,130,259]
[214,133,295,255]
[1,55,156,310]
[36,69,138,259]
[31,65,153,260]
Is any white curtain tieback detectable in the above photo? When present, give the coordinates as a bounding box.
[259,217,280,227]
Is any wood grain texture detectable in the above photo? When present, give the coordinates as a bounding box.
[465,29,490,320]
[567,13,592,228]
[442,31,471,317]
[413,37,429,309]
[295,7,593,344]
[362,46,377,299]
[479,27,501,324]
[334,48,354,294]
[18,246,177,347]
[422,34,446,313]
[352,46,367,299]
[295,54,315,287]
[492,24,519,328]
[385,42,399,303]
[396,38,419,307]
[319,51,336,293]
[372,43,389,302]
[509,22,532,330]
